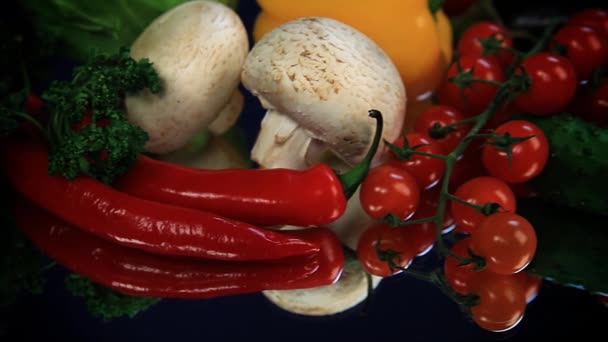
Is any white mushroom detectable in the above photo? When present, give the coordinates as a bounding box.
[244,17,405,316]
[126,0,248,154]
[263,259,382,316]
[241,16,406,170]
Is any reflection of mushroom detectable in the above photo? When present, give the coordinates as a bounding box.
[242,17,406,170]
[126,0,248,154]
[263,259,382,316]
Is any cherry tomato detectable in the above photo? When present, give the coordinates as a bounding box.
[399,188,454,256]
[553,24,608,81]
[458,21,515,68]
[357,223,415,277]
[568,8,608,39]
[444,238,479,294]
[513,52,577,115]
[484,102,519,131]
[471,272,527,332]
[509,182,539,199]
[414,105,470,153]
[359,164,420,220]
[449,143,488,190]
[482,120,549,184]
[442,0,478,17]
[388,133,446,190]
[568,78,608,127]
[438,55,505,116]
[451,176,516,234]
[471,212,537,275]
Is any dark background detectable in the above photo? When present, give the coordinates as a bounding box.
[3,1,608,341]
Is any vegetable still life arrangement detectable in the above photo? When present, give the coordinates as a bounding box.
[1,0,607,334]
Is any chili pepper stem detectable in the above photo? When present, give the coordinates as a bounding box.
[338,109,384,199]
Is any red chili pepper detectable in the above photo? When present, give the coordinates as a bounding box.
[1,142,319,261]
[114,110,384,227]
[14,199,344,298]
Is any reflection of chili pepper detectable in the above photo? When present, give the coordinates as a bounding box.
[115,111,384,227]
[15,199,344,298]
[1,142,319,261]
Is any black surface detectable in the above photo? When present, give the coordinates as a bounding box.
[2,0,608,341]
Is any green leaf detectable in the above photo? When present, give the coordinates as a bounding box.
[22,0,240,62]
[65,274,160,321]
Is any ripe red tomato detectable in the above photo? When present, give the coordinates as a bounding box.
[568,8,608,39]
[568,78,608,127]
[398,188,454,256]
[438,55,505,116]
[442,0,478,17]
[449,143,488,190]
[470,272,527,332]
[359,164,420,220]
[482,120,549,184]
[444,238,479,294]
[471,212,537,275]
[388,133,446,189]
[357,223,416,277]
[414,105,470,153]
[451,176,516,233]
[553,24,608,81]
[458,21,515,68]
[513,52,577,115]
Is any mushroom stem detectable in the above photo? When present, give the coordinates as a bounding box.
[251,110,314,169]
[338,109,384,199]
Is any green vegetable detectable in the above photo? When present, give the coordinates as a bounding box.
[43,47,161,184]
[22,0,240,62]
[65,274,160,321]
[523,113,608,216]
[519,198,608,294]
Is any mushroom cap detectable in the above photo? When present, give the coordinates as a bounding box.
[242,17,406,166]
[126,0,248,154]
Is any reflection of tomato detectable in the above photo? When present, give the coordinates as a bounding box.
[451,176,516,233]
[481,120,549,184]
[444,238,479,294]
[359,165,420,220]
[515,272,543,304]
[356,223,415,277]
[471,213,537,275]
[388,133,446,190]
[471,272,527,332]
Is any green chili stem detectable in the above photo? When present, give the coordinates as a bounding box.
[338,109,384,199]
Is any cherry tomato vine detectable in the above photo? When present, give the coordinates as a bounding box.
[354,7,607,333]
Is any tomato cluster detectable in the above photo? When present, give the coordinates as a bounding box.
[355,7,608,334]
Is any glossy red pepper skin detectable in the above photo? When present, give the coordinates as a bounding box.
[114,154,347,227]
[1,142,319,261]
[14,200,343,298]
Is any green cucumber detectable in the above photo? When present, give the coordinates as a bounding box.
[523,114,608,216]
[519,198,608,294]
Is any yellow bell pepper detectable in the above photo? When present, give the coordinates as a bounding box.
[253,0,453,100]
